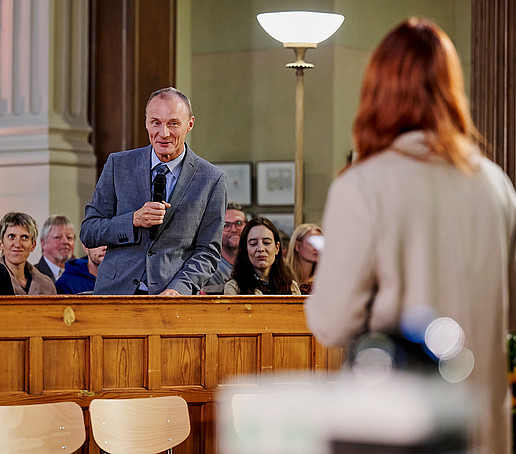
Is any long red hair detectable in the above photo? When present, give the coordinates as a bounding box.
[353,18,478,171]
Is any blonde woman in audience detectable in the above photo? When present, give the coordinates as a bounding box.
[224,218,300,295]
[0,212,56,295]
[286,223,323,294]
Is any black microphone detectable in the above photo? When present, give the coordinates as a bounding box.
[152,173,167,203]
[150,174,167,240]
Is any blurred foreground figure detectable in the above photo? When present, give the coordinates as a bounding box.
[218,372,471,454]
[306,18,516,454]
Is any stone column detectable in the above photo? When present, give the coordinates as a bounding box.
[0,0,95,256]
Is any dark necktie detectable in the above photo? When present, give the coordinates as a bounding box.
[153,164,170,200]
[155,163,170,176]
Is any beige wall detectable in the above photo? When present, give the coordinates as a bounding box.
[186,0,471,226]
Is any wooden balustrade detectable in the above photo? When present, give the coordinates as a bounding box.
[0,295,344,454]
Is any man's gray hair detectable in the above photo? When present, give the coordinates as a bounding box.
[145,87,193,118]
[0,212,38,243]
[40,215,75,242]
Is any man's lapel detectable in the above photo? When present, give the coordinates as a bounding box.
[134,146,153,208]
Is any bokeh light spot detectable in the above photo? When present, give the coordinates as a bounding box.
[425,317,464,360]
[353,347,393,385]
[438,348,474,383]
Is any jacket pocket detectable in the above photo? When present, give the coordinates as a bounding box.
[97,260,117,280]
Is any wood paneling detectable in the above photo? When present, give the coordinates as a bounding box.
[0,339,26,392]
[162,336,203,386]
[43,338,88,391]
[273,335,312,381]
[471,0,516,182]
[103,337,146,389]
[218,336,259,384]
[89,0,177,177]
[0,295,343,454]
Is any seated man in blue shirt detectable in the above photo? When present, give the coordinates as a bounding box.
[55,245,107,294]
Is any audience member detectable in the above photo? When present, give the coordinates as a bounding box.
[305,18,516,454]
[55,245,107,294]
[80,87,227,295]
[35,214,75,282]
[0,212,56,295]
[224,217,300,295]
[0,263,14,295]
[203,202,247,294]
[287,223,323,294]
[277,229,291,257]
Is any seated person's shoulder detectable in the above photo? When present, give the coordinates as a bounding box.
[223,279,239,295]
[291,280,302,295]
[55,258,94,295]
[0,264,14,295]
[29,265,57,295]
[201,282,225,295]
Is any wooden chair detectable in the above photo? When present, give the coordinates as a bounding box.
[0,401,85,454]
[89,396,190,454]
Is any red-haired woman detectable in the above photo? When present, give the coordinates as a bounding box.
[306,18,515,454]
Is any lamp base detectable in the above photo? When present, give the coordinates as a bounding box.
[286,61,314,69]
[284,44,317,70]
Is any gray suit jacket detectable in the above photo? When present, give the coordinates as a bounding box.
[80,144,227,295]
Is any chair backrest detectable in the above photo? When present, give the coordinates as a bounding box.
[89,396,191,454]
[0,401,85,454]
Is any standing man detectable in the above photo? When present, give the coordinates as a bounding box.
[55,245,107,294]
[204,202,246,292]
[80,87,227,295]
[35,215,76,282]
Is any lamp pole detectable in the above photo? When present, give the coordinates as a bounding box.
[256,11,344,227]
[294,67,304,227]
[286,45,315,227]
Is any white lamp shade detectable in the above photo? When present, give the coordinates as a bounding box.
[257,11,344,46]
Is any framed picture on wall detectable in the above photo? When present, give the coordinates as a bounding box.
[256,161,295,205]
[215,162,252,205]
[258,213,295,236]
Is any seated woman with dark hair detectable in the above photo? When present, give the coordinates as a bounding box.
[224,217,301,295]
[0,212,56,295]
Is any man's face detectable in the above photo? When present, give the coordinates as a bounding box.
[145,95,195,163]
[86,245,107,267]
[222,209,246,251]
[41,224,75,264]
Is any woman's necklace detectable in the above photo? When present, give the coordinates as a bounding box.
[253,273,270,293]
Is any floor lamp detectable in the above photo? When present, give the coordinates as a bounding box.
[257,11,344,227]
